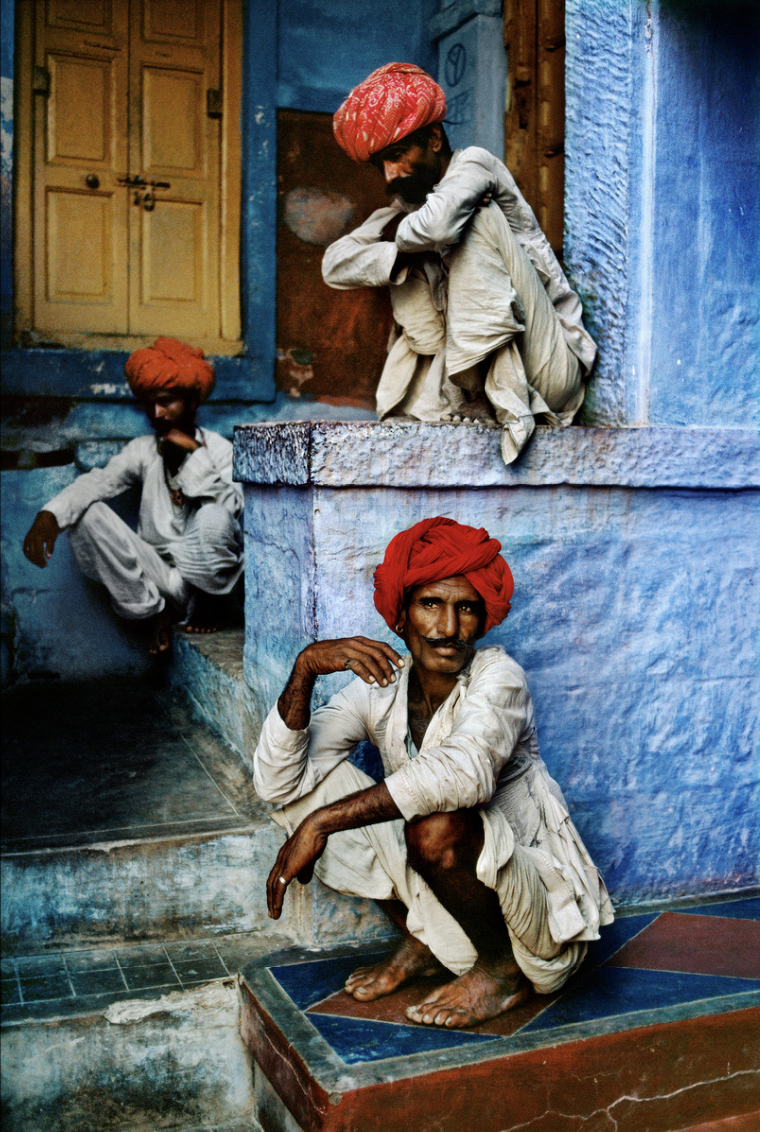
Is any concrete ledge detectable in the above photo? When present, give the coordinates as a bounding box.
[233,421,760,489]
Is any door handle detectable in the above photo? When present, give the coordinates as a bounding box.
[142,189,155,211]
[85,174,100,189]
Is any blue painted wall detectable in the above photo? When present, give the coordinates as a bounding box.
[648,3,760,427]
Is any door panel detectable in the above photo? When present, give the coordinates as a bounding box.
[143,0,206,45]
[47,189,115,300]
[128,0,220,336]
[33,0,129,333]
[46,0,115,35]
[47,54,112,164]
[142,69,201,173]
[23,0,240,351]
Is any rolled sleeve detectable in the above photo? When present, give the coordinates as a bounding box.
[175,432,243,517]
[322,207,406,290]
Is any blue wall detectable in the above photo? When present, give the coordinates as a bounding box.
[565,0,760,429]
[649,3,760,427]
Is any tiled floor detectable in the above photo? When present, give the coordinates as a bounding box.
[242,894,760,1131]
[262,895,760,1064]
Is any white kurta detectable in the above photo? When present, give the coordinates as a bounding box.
[322,148,597,465]
[254,646,614,993]
[45,430,244,618]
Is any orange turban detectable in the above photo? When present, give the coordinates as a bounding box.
[333,63,447,164]
[373,518,513,636]
[125,338,215,404]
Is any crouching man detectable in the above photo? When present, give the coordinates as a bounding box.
[22,338,244,655]
[255,517,613,1028]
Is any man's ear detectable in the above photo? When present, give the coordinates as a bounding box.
[429,125,443,153]
[395,610,407,638]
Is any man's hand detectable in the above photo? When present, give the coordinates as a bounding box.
[298,636,404,686]
[267,814,328,919]
[23,511,61,568]
[160,428,200,453]
[278,637,405,736]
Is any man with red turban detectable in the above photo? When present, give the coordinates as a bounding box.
[255,518,613,1029]
[23,338,243,655]
[323,64,597,465]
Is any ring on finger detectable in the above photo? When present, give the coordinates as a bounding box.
[344,657,352,670]
[279,876,287,885]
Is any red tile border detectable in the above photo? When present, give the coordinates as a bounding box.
[307,977,558,1038]
[608,913,760,981]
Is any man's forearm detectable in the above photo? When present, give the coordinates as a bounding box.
[277,661,316,731]
[310,782,402,836]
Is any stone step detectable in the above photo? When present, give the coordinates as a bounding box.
[1,677,393,955]
[169,628,260,771]
[239,895,760,1132]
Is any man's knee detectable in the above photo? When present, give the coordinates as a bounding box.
[194,503,239,544]
[69,501,113,547]
[405,810,483,875]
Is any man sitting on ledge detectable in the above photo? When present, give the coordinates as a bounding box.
[22,338,243,655]
[256,518,613,1028]
[323,63,597,465]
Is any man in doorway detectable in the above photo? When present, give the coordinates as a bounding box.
[322,63,597,465]
[22,337,243,655]
[255,517,613,1028]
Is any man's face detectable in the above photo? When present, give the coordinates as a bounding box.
[372,132,443,204]
[142,389,196,437]
[398,575,484,677]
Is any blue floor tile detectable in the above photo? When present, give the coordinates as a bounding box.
[676,897,760,920]
[583,913,659,969]
[307,1012,494,1065]
[271,951,395,1011]
[522,965,760,1033]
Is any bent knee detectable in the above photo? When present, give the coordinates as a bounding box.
[70,501,113,540]
[194,503,239,539]
[405,810,482,873]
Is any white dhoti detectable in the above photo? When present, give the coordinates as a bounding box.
[378,203,583,465]
[272,760,587,996]
[69,500,243,620]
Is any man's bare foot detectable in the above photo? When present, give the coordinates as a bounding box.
[405,956,530,1028]
[345,937,446,1002]
[447,394,496,424]
[184,591,223,634]
[147,608,173,656]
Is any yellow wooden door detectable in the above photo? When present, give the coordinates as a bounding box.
[128,0,222,337]
[20,0,241,351]
[32,0,130,334]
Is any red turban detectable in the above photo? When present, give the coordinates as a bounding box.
[374,517,513,636]
[333,63,447,164]
[125,337,215,404]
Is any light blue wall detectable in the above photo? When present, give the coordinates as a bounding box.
[565,0,760,428]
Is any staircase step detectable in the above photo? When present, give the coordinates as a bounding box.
[1,678,394,954]
[239,896,760,1132]
[170,628,260,770]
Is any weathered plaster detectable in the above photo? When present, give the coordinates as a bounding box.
[234,420,760,489]
[1,982,256,1129]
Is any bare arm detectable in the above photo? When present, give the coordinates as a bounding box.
[266,635,405,917]
[278,635,404,730]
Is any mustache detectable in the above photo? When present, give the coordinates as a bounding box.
[421,636,472,651]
